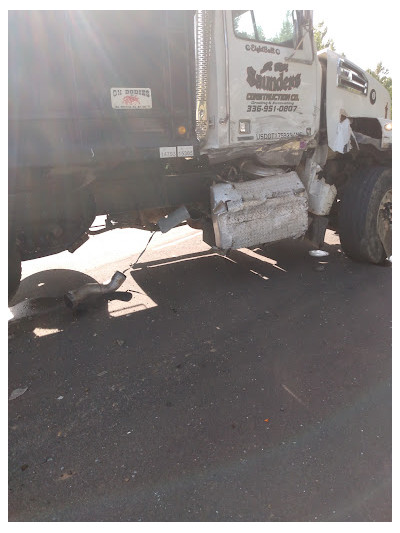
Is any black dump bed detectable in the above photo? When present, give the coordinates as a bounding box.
[9,10,197,167]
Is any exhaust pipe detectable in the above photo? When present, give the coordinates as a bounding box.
[64,271,126,308]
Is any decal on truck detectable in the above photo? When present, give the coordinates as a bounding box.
[245,44,280,55]
[246,62,301,92]
[259,62,289,73]
[111,88,152,109]
[247,93,299,101]
[159,146,194,158]
[247,104,298,113]
[256,132,302,140]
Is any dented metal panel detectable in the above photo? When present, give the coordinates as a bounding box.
[322,50,391,154]
[308,176,337,215]
[211,172,308,250]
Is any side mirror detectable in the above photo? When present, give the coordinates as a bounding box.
[303,10,313,27]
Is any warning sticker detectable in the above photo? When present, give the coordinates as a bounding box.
[111,88,152,109]
[177,146,194,157]
[160,147,177,158]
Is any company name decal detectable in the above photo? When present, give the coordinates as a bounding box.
[247,93,299,101]
[245,44,280,55]
[246,62,301,91]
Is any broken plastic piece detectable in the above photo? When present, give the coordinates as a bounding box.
[309,250,329,257]
[331,117,353,154]
[157,205,190,233]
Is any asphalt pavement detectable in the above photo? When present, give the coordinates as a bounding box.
[8,227,392,521]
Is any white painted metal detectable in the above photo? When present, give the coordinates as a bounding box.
[201,10,321,159]
[322,49,391,153]
[226,12,319,146]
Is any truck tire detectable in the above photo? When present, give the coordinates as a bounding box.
[8,242,21,303]
[338,166,391,264]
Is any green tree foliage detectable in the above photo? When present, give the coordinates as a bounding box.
[313,21,336,51]
[273,11,294,43]
[256,25,266,41]
[232,10,293,44]
[367,62,392,100]
[232,11,255,40]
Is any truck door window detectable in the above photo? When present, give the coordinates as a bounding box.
[232,10,296,48]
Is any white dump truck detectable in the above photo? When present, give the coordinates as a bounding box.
[8,10,392,300]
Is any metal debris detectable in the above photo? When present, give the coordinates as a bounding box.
[9,387,28,400]
[309,250,329,257]
[64,271,126,308]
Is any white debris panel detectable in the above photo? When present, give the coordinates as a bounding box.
[211,172,308,250]
[330,118,353,154]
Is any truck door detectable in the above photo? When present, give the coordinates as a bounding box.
[226,10,320,151]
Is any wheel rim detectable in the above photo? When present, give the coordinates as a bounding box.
[377,189,392,258]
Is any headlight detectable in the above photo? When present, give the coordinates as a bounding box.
[384,122,392,131]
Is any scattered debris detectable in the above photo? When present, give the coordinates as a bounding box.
[116,339,125,347]
[97,371,108,377]
[157,205,190,233]
[64,271,126,308]
[59,470,75,480]
[309,250,329,257]
[57,396,64,400]
[9,387,28,401]
[20,464,29,471]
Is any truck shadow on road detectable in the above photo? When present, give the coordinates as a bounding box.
[8,268,133,337]
[6,236,353,337]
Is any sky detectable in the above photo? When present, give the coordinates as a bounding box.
[207,1,395,76]
[313,5,395,75]
[6,2,395,76]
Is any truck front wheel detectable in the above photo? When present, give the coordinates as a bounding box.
[338,166,391,264]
